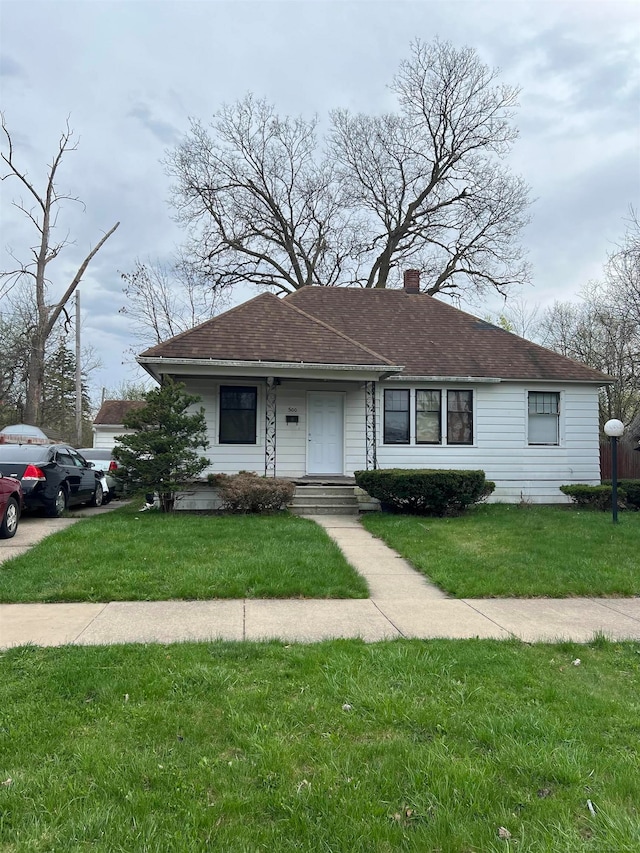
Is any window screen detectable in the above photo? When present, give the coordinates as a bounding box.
[416,390,442,444]
[447,390,473,445]
[528,392,559,445]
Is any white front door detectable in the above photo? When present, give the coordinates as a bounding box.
[307,392,344,475]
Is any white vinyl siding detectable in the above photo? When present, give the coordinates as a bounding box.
[179,376,601,503]
[376,382,600,503]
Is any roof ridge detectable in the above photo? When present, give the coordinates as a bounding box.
[283,290,396,365]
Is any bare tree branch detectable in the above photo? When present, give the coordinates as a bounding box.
[1,115,119,423]
[120,256,224,347]
[167,40,531,301]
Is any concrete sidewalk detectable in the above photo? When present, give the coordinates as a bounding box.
[1,515,639,648]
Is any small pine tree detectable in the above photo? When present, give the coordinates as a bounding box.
[113,379,210,512]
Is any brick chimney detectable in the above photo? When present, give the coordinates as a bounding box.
[403,269,420,294]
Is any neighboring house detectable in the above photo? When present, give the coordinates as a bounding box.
[137,271,610,503]
[92,400,146,449]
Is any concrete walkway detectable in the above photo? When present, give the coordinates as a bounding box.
[1,514,639,648]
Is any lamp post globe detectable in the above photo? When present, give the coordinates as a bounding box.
[604,419,625,523]
[604,419,625,438]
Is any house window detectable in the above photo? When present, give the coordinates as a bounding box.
[219,386,257,444]
[384,390,410,444]
[447,390,473,445]
[416,390,441,444]
[528,392,560,445]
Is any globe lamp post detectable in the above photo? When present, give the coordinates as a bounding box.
[604,419,625,523]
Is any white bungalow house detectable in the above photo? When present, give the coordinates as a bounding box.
[137,272,610,504]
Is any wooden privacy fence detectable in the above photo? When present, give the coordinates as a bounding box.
[600,441,640,480]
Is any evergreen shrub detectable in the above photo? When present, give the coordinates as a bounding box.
[619,480,640,509]
[559,484,627,510]
[354,468,495,516]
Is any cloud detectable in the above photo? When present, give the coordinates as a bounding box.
[1,0,638,401]
[127,102,181,145]
[0,55,25,79]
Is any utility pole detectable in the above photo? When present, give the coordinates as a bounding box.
[75,290,82,446]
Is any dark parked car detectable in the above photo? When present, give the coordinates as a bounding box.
[0,444,104,517]
[0,472,23,538]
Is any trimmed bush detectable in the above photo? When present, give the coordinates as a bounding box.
[354,469,495,516]
[209,472,295,514]
[560,484,627,510]
[619,480,640,510]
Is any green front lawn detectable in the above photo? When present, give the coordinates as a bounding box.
[1,640,638,851]
[361,504,640,598]
[0,505,368,602]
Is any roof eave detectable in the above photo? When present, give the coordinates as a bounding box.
[136,356,404,383]
[386,375,611,385]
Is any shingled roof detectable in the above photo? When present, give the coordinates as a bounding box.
[139,287,609,384]
[140,292,394,366]
[94,399,146,426]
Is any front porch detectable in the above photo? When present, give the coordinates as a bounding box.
[174,476,380,515]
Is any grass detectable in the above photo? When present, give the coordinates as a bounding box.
[1,639,639,851]
[361,504,640,598]
[0,504,368,602]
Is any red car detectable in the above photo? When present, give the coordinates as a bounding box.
[0,472,23,539]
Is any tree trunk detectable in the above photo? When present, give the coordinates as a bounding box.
[23,331,47,425]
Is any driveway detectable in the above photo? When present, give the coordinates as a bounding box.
[0,503,124,564]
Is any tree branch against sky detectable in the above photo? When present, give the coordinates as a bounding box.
[120,256,223,348]
[0,114,119,424]
[167,38,531,300]
[606,207,640,330]
[332,39,531,293]
[537,213,640,437]
[167,96,358,295]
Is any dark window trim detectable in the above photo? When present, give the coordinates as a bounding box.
[416,389,442,445]
[219,385,258,445]
[446,389,474,446]
[383,388,410,445]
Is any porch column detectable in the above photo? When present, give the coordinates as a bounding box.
[365,380,377,470]
[264,376,277,477]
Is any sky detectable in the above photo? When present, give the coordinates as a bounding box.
[1,0,639,406]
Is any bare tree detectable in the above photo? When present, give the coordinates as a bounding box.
[167,96,358,295]
[167,39,531,299]
[540,283,640,434]
[120,255,223,347]
[331,39,531,293]
[0,286,101,438]
[605,207,640,326]
[1,115,119,424]
[485,295,542,338]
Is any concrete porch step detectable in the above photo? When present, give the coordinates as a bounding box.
[291,497,359,508]
[292,485,358,497]
[290,505,359,516]
[288,484,360,517]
